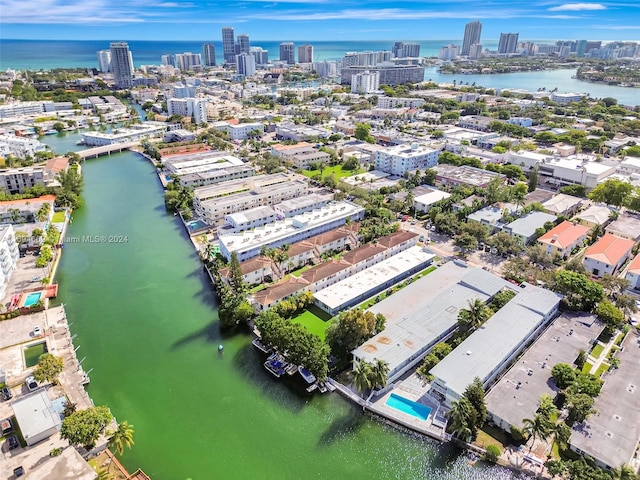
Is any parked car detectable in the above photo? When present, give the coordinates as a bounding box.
[25,376,38,392]
[1,418,13,435]
[1,386,12,400]
[33,326,42,337]
[13,466,24,477]
[7,435,19,450]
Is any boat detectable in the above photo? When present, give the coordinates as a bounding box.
[298,366,316,384]
[318,383,328,394]
[306,383,318,393]
[263,353,287,378]
[285,363,298,376]
[325,382,335,392]
[44,130,58,135]
[251,338,271,354]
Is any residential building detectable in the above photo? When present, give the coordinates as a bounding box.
[0,224,19,299]
[467,206,510,232]
[462,21,482,56]
[569,332,640,471]
[487,313,601,432]
[542,193,583,216]
[0,195,55,225]
[0,166,47,194]
[0,134,47,159]
[605,213,640,242]
[341,64,425,86]
[583,233,635,278]
[414,189,452,213]
[434,164,505,189]
[271,142,330,170]
[279,42,295,64]
[498,33,519,54]
[175,52,202,71]
[81,122,168,146]
[458,115,494,132]
[222,206,278,233]
[12,391,62,446]
[219,256,279,286]
[619,156,640,176]
[574,204,612,230]
[625,254,640,290]
[202,43,216,67]
[236,53,256,77]
[273,194,331,218]
[172,84,196,98]
[354,263,512,384]
[430,283,561,406]
[251,276,311,312]
[502,211,558,245]
[351,71,380,94]
[550,92,585,105]
[375,143,439,176]
[438,44,460,61]
[212,121,263,140]
[298,45,314,63]
[218,201,365,261]
[222,27,236,63]
[0,101,54,119]
[110,42,134,89]
[274,123,331,142]
[468,43,483,60]
[537,220,590,258]
[96,49,111,72]
[250,47,269,65]
[376,97,425,109]
[236,34,250,54]
[392,42,420,58]
[167,98,208,124]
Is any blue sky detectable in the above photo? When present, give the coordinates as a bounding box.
[1,0,639,41]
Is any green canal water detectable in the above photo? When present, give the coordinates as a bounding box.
[52,149,524,479]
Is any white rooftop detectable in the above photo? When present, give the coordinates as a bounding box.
[12,390,61,443]
[414,189,452,206]
[226,205,276,224]
[314,246,435,311]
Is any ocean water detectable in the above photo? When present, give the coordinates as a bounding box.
[0,39,499,70]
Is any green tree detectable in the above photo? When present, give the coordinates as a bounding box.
[551,363,577,390]
[588,179,633,207]
[484,444,501,463]
[553,270,604,311]
[527,165,539,193]
[457,298,491,331]
[61,406,113,450]
[228,252,245,295]
[566,391,596,423]
[353,359,372,393]
[448,397,476,440]
[370,359,390,389]
[463,377,487,428]
[522,413,552,452]
[33,353,64,384]
[596,299,625,334]
[107,421,135,471]
[536,394,558,418]
[326,309,380,358]
[354,123,374,143]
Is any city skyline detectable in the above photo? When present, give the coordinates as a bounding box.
[1,0,639,41]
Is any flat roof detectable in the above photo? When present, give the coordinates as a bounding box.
[570,331,640,469]
[430,284,562,398]
[353,262,512,376]
[415,189,451,206]
[606,214,640,241]
[226,205,276,224]
[314,246,435,310]
[486,313,601,429]
[275,193,331,214]
[434,164,504,187]
[194,173,297,201]
[505,211,557,238]
[12,390,61,442]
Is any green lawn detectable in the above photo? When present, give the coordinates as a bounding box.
[614,332,625,346]
[290,264,312,277]
[301,164,364,180]
[52,211,66,223]
[290,305,333,340]
[596,363,610,377]
[582,361,593,374]
[474,425,510,449]
[590,343,605,359]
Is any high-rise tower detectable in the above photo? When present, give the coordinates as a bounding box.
[202,43,216,67]
[498,33,519,54]
[236,34,250,55]
[462,21,482,56]
[109,42,134,88]
[96,50,111,73]
[222,27,236,63]
[279,42,295,64]
[297,44,314,63]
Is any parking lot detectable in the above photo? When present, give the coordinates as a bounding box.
[1,255,49,310]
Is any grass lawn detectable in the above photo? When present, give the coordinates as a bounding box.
[590,343,604,359]
[301,164,364,180]
[290,305,333,340]
[358,265,437,310]
[52,211,66,223]
[614,332,625,346]
[290,264,312,277]
[582,361,593,374]
[596,363,610,377]
[474,425,509,449]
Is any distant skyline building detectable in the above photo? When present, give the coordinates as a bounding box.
[96,50,111,73]
[175,52,202,71]
[298,44,314,63]
[222,27,236,63]
[202,43,216,66]
[393,42,420,58]
[236,53,256,76]
[250,47,269,65]
[438,44,459,61]
[161,54,176,67]
[314,60,340,78]
[462,21,482,56]
[109,42,134,89]
[468,43,483,59]
[236,34,250,55]
[498,33,519,54]
[279,42,295,64]
[342,50,392,67]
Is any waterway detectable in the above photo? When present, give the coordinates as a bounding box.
[47,134,526,479]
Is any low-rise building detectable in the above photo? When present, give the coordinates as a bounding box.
[271,142,331,170]
[434,164,505,189]
[374,143,440,176]
[221,206,278,233]
[458,115,494,132]
[605,213,640,242]
[81,122,168,146]
[12,390,62,446]
[275,123,331,142]
[273,194,331,218]
[537,221,590,258]
[212,121,264,140]
[219,256,279,286]
[0,195,56,224]
[502,211,557,245]
[414,189,452,213]
[542,193,584,217]
[625,254,640,290]
[251,276,311,312]
[574,204,613,230]
[430,283,561,406]
[0,224,19,300]
[583,233,635,278]
[0,134,47,159]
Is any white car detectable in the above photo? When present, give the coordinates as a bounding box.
[33,326,42,337]
[25,376,38,392]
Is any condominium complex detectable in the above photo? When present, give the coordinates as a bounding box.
[375,143,440,176]
[0,134,47,159]
[222,27,236,63]
[236,53,256,77]
[202,43,216,67]
[462,21,482,56]
[110,42,134,89]
[341,64,425,86]
[96,50,111,72]
[271,142,330,170]
[0,224,19,301]
[392,42,420,58]
[167,98,208,124]
[175,52,202,71]
[0,166,46,194]
[498,33,519,54]
[250,47,269,65]
[279,42,295,64]
[351,71,380,94]
[236,34,250,55]
[439,45,460,61]
[298,44,314,63]
[164,152,255,188]
[81,123,168,146]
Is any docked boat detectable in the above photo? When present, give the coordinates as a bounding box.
[306,383,318,393]
[251,338,271,354]
[263,353,287,378]
[44,130,58,135]
[298,366,316,384]
[285,363,298,376]
[318,383,328,394]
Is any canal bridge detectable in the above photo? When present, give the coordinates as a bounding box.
[77,141,139,159]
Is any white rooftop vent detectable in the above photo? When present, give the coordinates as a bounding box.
[466,351,472,356]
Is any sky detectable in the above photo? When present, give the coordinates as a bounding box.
[1,0,639,41]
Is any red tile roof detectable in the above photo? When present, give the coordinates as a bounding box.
[585,233,635,265]
[628,254,640,275]
[538,221,589,249]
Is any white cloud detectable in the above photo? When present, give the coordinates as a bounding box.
[548,3,606,11]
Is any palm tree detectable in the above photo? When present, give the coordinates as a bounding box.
[522,414,551,453]
[612,464,639,480]
[107,421,135,470]
[353,359,372,394]
[370,359,390,389]
[448,397,475,441]
[457,299,490,331]
[548,421,571,459]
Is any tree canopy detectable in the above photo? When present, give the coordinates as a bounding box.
[61,406,113,450]
[33,353,64,384]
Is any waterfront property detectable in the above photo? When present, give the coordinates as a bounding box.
[353,262,513,384]
[218,201,365,262]
[313,245,435,315]
[583,233,635,278]
[429,283,562,406]
[12,390,62,446]
[569,331,640,471]
[537,220,590,258]
[386,393,432,421]
[0,224,20,300]
[81,122,169,146]
[486,313,601,432]
[219,255,279,286]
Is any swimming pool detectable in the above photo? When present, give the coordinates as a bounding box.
[187,220,207,230]
[385,393,432,421]
[23,292,42,307]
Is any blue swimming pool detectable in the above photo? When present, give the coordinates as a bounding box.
[187,220,207,230]
[385,393,432,421]
[23,292,42,307]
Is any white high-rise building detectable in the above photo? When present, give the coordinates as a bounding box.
[97,50,111,72]
[314,61,339,78]
[167,98,208,124]
[202,43,216,66]
[462,21,482,56]
[438,44,460,61]
[468,43,483,60]
[250,47,269,65]
[498,33,519,54]
[350,70,380,94]
[236,53,256,76]
[279,42,295,64]
[298,44,314,63]
[175,52,202,71]
[236,34,250,54]
[222,27,236,63]
[110,42,134,89]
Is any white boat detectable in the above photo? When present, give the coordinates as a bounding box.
[298,366,316,384]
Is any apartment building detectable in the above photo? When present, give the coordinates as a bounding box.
[374,143,439,176]
[271,142,330,170]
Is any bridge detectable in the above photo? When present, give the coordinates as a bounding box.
[77,141,139,159]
